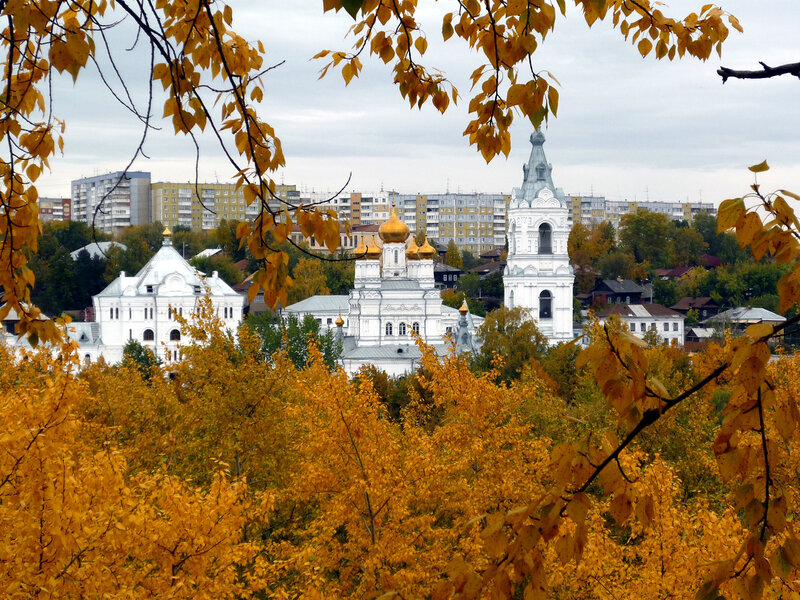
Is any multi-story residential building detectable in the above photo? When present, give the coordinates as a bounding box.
[315,191,509,255]
[71,172,151,233]
[38,197,71,222]
[569,195,716,227]
[402,192,509,255]
[151,181,300,230]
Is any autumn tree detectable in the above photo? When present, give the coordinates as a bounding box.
[473,305,549,382]
[0,341,265,598]
[445,239,464,269]
[287,257,330,305]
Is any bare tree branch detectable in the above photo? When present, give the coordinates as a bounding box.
[718,61,800,83]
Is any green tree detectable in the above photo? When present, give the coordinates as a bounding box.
[245,312,342,370]
[122,339,162,380]
[671,225,708,266]
[323,250,355,295]
[73,249,108,310]
[444,240,463,269]
[461,250,479,270]
[597,250,638,281]
[619,210,672,267]
[652,278,678,307]
[215,219,247,262]
[190,254,243,287]
[456,272,481,297]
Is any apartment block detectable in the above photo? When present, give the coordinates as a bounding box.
[38,197,71,222]
[71,172,151,233]
[393,192,510,255]
[298,191,509,254]
[569,195,716,228]
[151,182,300,230]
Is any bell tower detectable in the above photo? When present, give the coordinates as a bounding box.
[503,130,574,343]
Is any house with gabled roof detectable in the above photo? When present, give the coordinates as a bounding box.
[595,303,685,346]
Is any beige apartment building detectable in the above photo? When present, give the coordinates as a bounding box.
[569,195,716,227]
[305,191,510,254]
[151,182,300,230]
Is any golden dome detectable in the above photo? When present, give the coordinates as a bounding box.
[354,236,367,260]
[406,239,419,260]
[335,314,344,327]
[459,298,469,315]
[378,204,410,243]
[162,225,172,237]
[365,235,381,260]
[418,236,436,260]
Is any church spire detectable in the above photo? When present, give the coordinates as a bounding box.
[518,128,557,202]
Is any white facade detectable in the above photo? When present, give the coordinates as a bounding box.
[504,131,574,344]
[86,231,244,364]
[285,209,481,377]
[596,303,686,346]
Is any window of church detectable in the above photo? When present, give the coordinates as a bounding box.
[539,290,552,319]
[536,164,546,181]
[399,322,406,335]
[538,223,552,254]
[146,285,153,293]
[170,329,181,341]
[394,249,399,263]
[386,322,393,336]
[143,329,154,341]
[412,322,419,334]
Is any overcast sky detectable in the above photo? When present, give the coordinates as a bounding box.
[35,1,799,205]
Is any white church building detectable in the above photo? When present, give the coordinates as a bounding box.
[72,228,244,364]
[285,207,482,376]
[504,130,574,343]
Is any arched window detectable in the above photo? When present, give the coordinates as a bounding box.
[385,322,393,336]
[539,290,552,319]
[538,223,552,255]
[115,307,119,319]
[170,329,181,341]
[399,322,406,335]
[508,290,514,309]
[394,249,399,263]
[168,307,172,319]
[84,354,91,365]
[143,329,154,341]
[412,322,420,334]
[536,163,546,181]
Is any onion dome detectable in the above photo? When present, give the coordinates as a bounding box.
[459,298,469,316]
[418,236,436,260]
[406,239,420,260]
[378,204,410,243]
[354,236,367,260]
[163,225,172,237]
[336,314,344,327]
[366,235,381,259]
